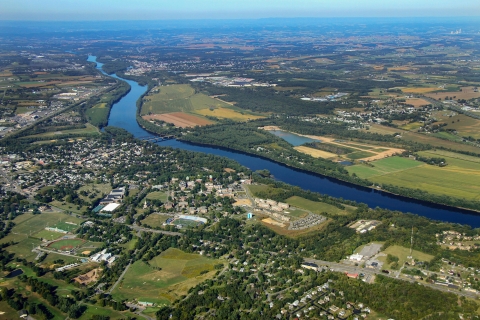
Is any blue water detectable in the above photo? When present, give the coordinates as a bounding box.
[269,130,320,146]
[88,56,480,228]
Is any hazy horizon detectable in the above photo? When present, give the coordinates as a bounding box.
[2,0,480,21]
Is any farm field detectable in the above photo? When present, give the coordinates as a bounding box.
[378,245,434,270]
[348,154,480,200]
[425,86,480,100]
[347,156,423,179]
[112,248,222,304]
[400,87,443,94]
[143,112,212,127]
[440,114,480,139]
[141,84,229,115]
[141,214,170,228]
[294,146,336,159]
[365,124,480,154]
[194,106,265,121]
[286,196,353,216]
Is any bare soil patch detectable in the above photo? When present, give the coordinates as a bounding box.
[143,112,212,128]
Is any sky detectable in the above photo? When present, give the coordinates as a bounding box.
[1,0,479,20]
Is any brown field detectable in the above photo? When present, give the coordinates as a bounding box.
[262,218,285,227]
[401,87,442,94]
[373,65,385,70]
[388,66,417,71]
[311,58,335,64]
[404,98,431,107]
[143,112,213,128]
[425,86,480,100]
[360,148,404,161]
[0,71,13,77]
[233,199,253,206]
[294,146,336,159]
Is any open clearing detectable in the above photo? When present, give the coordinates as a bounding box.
[112,248,222,304]
[294,146,336,159]
[143,112,212,127]
[194,107,265,121]
[348,154,480,200]
[262,218,285,227]
[141,214,171,228]
[378,245,434,270]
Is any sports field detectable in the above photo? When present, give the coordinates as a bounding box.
[48,239,85,251]
[145,191,168,201]
[112,248,222,304]
[348,154,480,200]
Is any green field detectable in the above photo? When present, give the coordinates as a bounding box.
[112,248,222,304]
[347,156,423,179]
[32,229,65,241]
[141,214,170,228]
[0,212,84,240]
[378,245,434,270]
[78,183,111,203]
[346,151,376,160]
[286,196,352,215]
[86,103,110,127]
[48,239,85,250]
[145,191,168,201]
[348,154,480,200]
[141,84,230,115]
[22,123,99,139]
[400,121,423,131]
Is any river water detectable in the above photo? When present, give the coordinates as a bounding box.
[88,56,480,228]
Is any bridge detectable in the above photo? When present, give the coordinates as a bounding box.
[137,135,175,142]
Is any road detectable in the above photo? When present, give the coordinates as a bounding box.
[36,247,86,259]
[108,259,132,294]
[305,258,478,299]
[128,225,182,236]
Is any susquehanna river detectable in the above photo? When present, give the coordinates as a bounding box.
[88,55,480,228]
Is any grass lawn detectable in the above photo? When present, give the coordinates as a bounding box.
[141,214,170,228]
[287,209,308,218]
[32,229,65,241]
[112,248,222,304]
[77,183,112,203]
[400,122,423,131]
[86,102,110,127]
[0,301,19,318]
[145,191,168,201]
[50,200,89,214]
[378,245,434,270]
[286,196,352,215]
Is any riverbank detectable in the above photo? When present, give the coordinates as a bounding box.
[86,55,480,226]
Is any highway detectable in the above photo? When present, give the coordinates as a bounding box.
[305,258,478,299]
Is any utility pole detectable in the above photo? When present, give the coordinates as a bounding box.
[408,226,414,259]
